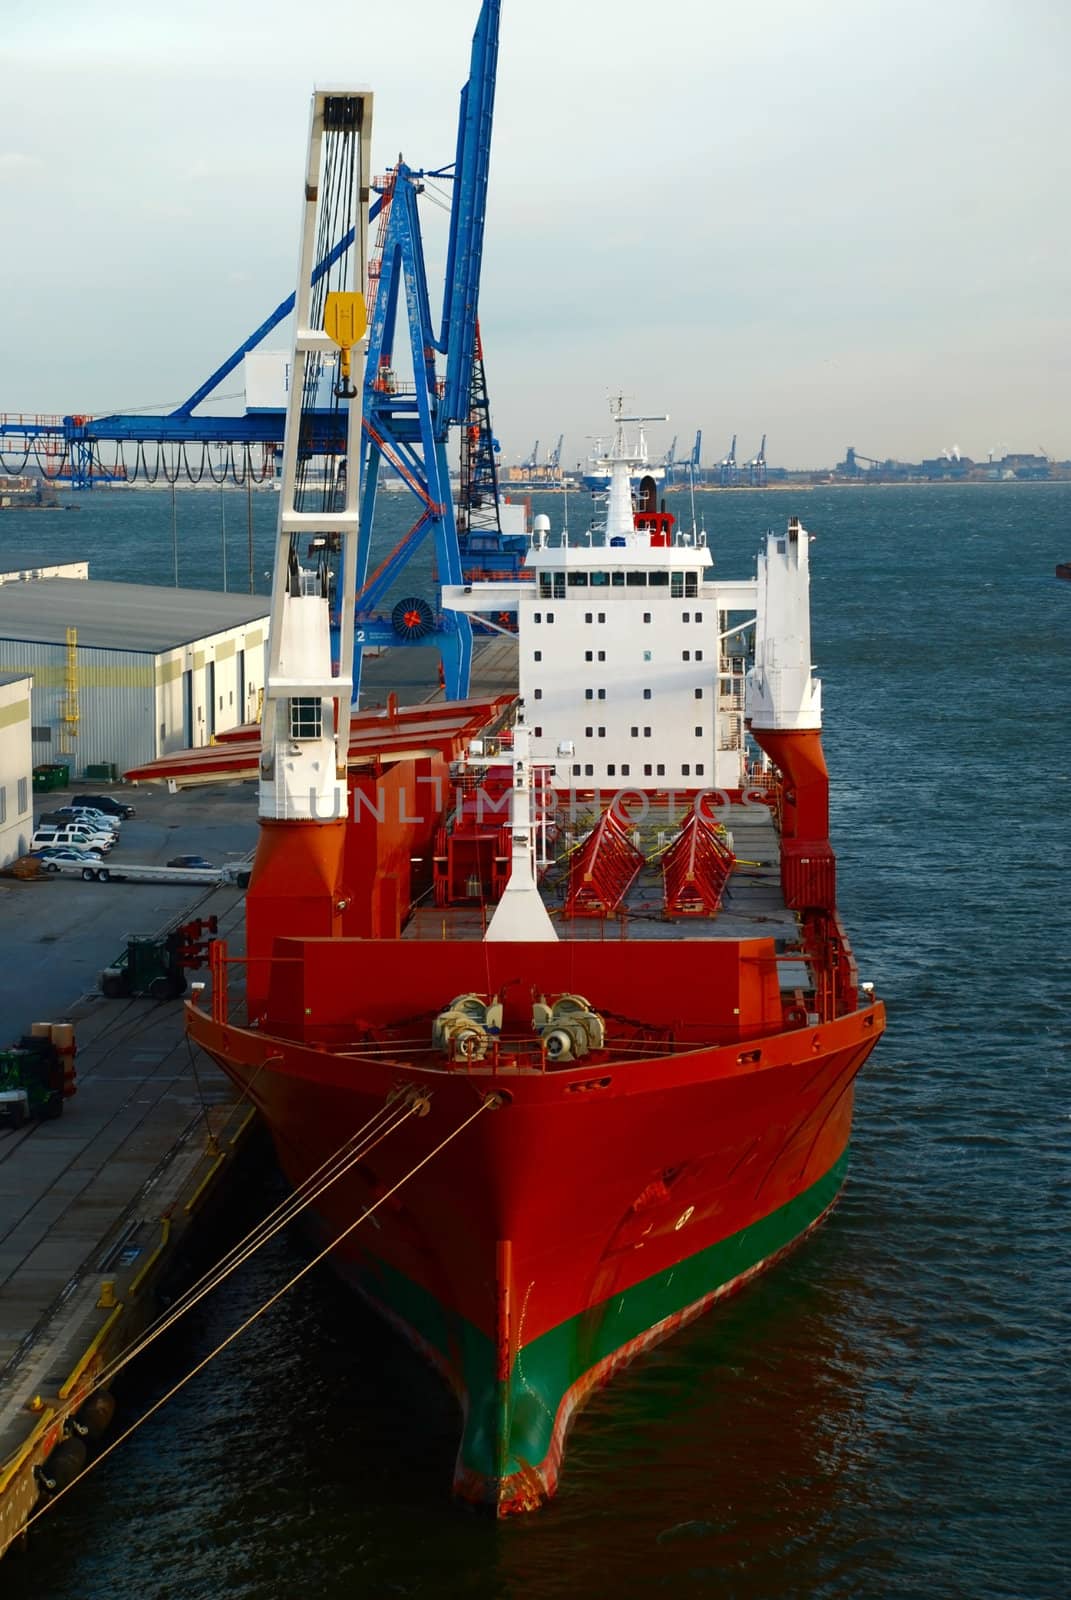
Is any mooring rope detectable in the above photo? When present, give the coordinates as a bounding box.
[4,1093,495,1551]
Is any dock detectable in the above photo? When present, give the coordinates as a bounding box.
[0,639,517,1555]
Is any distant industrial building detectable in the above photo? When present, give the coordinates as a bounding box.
[0,671,33,866]
[0,570,269,779]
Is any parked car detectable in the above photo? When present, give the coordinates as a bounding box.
[44,807,121,832]
[30,846,104,872]
[31,826,114,854]
[166,855,216,870]
[72,793,136,819]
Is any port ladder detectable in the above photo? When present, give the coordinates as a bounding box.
[564,807,645,917]
[661,809,735,917]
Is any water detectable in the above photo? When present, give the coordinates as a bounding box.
[3,484,1069,1599]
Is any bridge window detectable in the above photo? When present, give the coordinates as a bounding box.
[590,571,610,587]
[649,571,669,587]
[611,571,625,587]
[671,573,684,597]
[685,573,698,597]
[626,571,647,587]
[539,574,552,598]
[553,574,565,598]
[568,572,589,587]
[289,698,322,740]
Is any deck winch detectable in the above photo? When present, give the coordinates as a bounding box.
[433,993,504,1062]
[532,995,605,1062]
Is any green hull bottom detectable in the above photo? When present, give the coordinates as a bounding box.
[353,1151,849,1513]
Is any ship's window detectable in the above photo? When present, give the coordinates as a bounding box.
[643,688,652,700]
[598,650,606,661]
[534,650,542,661]
[682,650,691,660]
[585,689,593,700]
[547,611,555,623]
[626,571,647,587]
[533,688,542,700]
[671,573,684,597]
[695,687,703,698]
[573,763,581,776]
[584,764,594,776]
[553,573,566,598]
[585,650,593,661]
[539,574,552,598]
[682,764,691,777]
[649,571,669,587]
[695,611,703,623]
[289,697,322,740]
[777,540,787,555]
[644,726,651,737]
[534,611,542,623]
[643,612,652,624]
[585,612,593,623]
[643,763,653,776]
[607,764,616,777]
[585,726,593,736]
[597,689,606,700]
[598,727,606,737]
[643,650,652,661]
[695,649,703,661]
[695,725,703,737]
[611,571,625,587]
[683,612,690,622]
[695,764,704,776]
[631,726,639,737]
[598,612,606,623]
[656,763,666,776]
[685,573,698,597]
[621,764,630,776]
[568,572,589,586]
[591,571,610,587]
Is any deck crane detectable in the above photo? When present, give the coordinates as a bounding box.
[747,434,767,487]
[1,0,506,709]
[719,433,737,488]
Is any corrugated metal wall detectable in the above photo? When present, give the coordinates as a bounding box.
[0,622,267,777]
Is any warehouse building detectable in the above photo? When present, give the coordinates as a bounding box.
[0,672,33,866]
[0,575,270,778]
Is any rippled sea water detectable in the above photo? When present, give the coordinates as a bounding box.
[2,483,1068,1599]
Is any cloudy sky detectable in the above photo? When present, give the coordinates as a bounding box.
[3,0,1067,468]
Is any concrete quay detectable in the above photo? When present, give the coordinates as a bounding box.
[0,640,518,1554]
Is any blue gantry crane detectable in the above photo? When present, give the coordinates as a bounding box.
[1,0,507,707]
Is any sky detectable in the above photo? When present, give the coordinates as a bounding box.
[2,0,1068,469]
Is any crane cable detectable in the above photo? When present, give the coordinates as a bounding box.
[7,1093,495,1553]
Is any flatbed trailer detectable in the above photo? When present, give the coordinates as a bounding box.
[52,862,226,887]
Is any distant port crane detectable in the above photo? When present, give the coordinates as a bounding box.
[747,434,767,488]
[719,434,738,488]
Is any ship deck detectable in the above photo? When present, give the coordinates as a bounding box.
[404,800,808,993]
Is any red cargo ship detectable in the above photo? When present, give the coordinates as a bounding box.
[185,88,886,1514]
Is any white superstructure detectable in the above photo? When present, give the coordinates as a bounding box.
[445,420,822,792]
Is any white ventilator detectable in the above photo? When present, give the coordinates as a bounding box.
[485,722,558,942]
[259,90,373,821]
